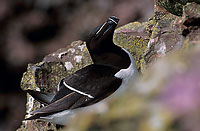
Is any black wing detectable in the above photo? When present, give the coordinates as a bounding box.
[29,64,122,118]
[25,90,55,105]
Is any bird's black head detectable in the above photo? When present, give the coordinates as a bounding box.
[86,16,119,51]
[86,16,131,69]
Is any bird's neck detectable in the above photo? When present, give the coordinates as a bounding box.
[90,44,132,70]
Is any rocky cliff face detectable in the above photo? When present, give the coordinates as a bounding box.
[18,0,200,130]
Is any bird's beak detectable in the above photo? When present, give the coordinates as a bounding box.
[95,16,119,38]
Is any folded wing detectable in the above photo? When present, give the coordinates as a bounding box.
[27,64,122,119]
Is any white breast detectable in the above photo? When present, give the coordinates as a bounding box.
[39,48,138,125]
[114,48,138,95]
[39,109,76,125]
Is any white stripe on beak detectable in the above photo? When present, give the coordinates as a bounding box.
[108,17,117,24]
[95,22,107,36]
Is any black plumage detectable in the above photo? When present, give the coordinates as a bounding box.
[25,16,135,125]
[26,64,122,120]
[86,16,131,69]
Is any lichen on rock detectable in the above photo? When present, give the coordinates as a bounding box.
[19,40,93,130]
[65,1,200,131]
[18,1,200,130]
[114,21,150,72]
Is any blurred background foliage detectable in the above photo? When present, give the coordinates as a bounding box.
[66,45,200,131]
[0,0,153,130]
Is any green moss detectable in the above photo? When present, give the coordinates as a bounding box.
[183,2,200,18]
[157,0,184,16]
[157,0,200,16]
[19,1,200,129]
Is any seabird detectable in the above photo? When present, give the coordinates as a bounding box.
[25,16,138,125]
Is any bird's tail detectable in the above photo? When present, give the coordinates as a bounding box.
[25,114,40,120]
[25,89,55,105]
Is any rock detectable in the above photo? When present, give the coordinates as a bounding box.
[156,0,200,16]
[18,0,200,130]
[65,1,200,131]
[114,21,150,71]
[19,40,92,130]
[65,45,200,131]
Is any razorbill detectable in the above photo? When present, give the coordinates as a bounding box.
[25,16,138,125]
